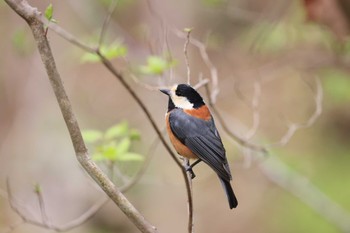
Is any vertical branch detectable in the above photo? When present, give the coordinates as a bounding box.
[98,0,118,48]
[182,27,194,233]
[34,184,52,227]
[184,28,192,85]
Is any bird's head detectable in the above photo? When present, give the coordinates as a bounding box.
[160,84,205,111]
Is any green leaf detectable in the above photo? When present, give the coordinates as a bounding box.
[81,53,101,63]
[82,130,103,143]
[81,42,127,63]
[129,129,141,140]
[116,138,131,155]
[139,56,169,75]
[101,143,119,160]
[105,122,129,140]
[117,152,144,161]
[45,3,53,21]
[103,43,128,59]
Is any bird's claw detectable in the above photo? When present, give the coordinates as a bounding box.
[185,165,196,179]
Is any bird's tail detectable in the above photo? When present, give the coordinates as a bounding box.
[219,177,238,209]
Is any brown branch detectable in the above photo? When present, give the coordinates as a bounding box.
[4,1,157,232]
[6,179,109,232]
[96,55,194,231]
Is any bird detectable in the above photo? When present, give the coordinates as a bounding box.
[160,83,238,209]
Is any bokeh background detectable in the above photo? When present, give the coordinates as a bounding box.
[1,0,350,232]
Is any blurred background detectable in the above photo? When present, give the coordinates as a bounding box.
[1,0,350,232]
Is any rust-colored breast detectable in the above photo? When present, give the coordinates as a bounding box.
[184,105,211,121]
[165,113,198,159]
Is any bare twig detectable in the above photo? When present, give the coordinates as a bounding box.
[145,0,174,81]
[41,16,96,53]
[6,178,109,232]
[244,80,261,140]
[173,29,220,103]
[4,1,157,232]
[34,184,52,227]
[98,0,118,48]
[268,76,323,147]
[193,78,209,90]
[205,84,268,154]
[184,29,192,85]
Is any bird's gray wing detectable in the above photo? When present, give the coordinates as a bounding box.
[169,109,231,181]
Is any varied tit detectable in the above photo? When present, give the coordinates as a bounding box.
[160,84,238,209]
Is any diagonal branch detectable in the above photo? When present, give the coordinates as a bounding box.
[4,1,157,232]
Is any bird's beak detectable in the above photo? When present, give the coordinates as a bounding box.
[160,88,171,96]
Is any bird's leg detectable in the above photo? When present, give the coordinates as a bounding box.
[184,159,202,179]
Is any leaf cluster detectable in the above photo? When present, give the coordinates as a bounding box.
[82,121,143,162]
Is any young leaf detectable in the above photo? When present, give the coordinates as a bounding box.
[129,129,141,140]
[117,152,144,161]
[45,3,53,21]
[116,138,131,155]
[81,53,101,63]
[105,122,129,140]
[139,56,168,75]
[103,43,128,59]
[81,42,127,63]
[82,130,103,143]
[101,143,119,160]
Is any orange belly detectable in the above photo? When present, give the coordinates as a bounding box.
[165,113,197,159]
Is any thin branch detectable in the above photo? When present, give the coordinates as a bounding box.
[34,184,52,228]
[96,33,194,233]
[193,78,209,90]
[244,79,262,140]
[145,0,174,80]
[119,135,160,192]
[183,29,192,85]
[6,179,109,232]
[205,84,268,154]
[99,0,118,48]
[268,76,323,147]
[4,1,157,232]
[41,16,96,53]
[173,29,219,103]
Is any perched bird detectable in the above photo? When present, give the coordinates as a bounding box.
[160,84,238,209]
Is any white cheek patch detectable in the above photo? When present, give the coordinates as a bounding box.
[172,95,193,109]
